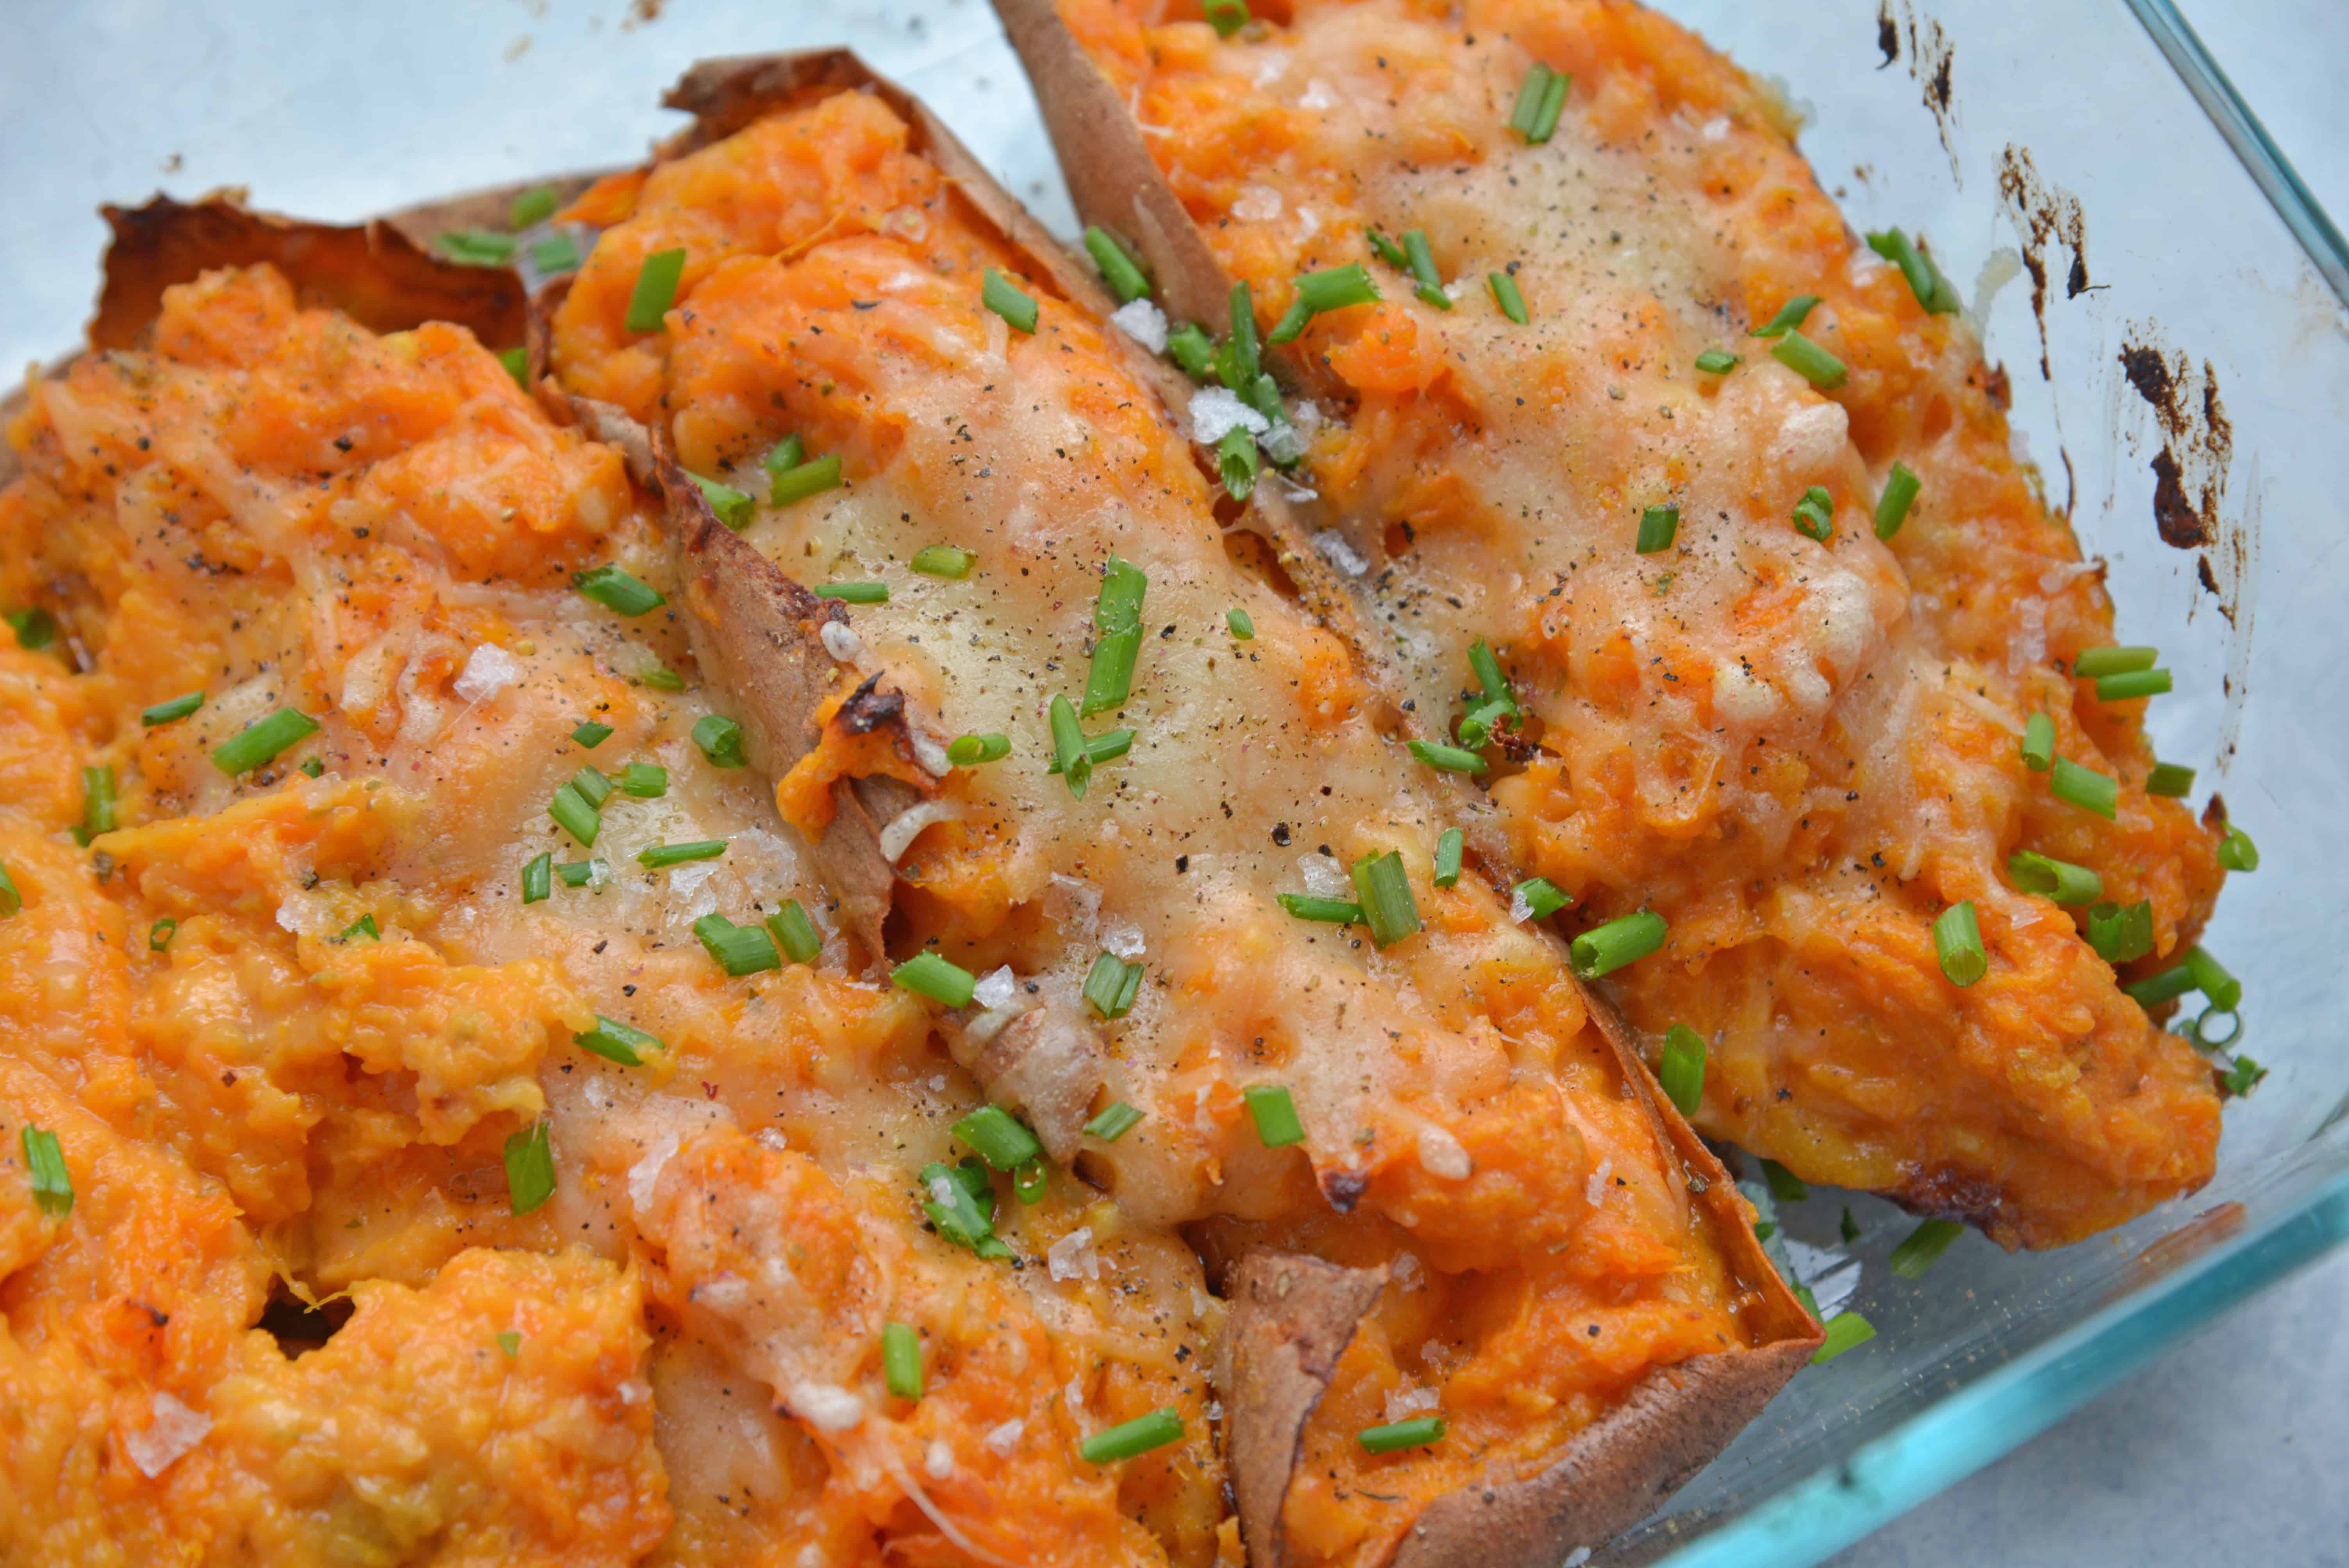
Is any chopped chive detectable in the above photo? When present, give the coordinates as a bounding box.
[894,951,977,1009]
[1048,729,1136,771]
[572,564,665,616]
[0,862,17,918]
[2121,959,2199,1009]
[1085,1102,1144,1142]
[2021,712,2056,772]
[624,248,686,333]
[814,582,888,604]
[1408,739,1488,775]
[2050,757,2118,818]
[1659,1023,1707,1117]
[764,433,806,478]
[1083,226,1151,303]
[214,709,321,775]
[1433,827,1465,889]
[1082,1408,1185,1465]
[495,346,530,388]
[1049,694,1091,799]
[149,917,176,951]
[690,473,754,530]
[1367,230,1408,268]
[497,1331,522,1358]
[571,765,613,809]
[1841,1207,1862,1244]
[503,1119,556,1215]
[1358,1416,1446,1454]
[2007,850,2103,905]
[1456,700,1509,752]
[22,1127,71,1218]
[1467,639,1515,713]
[2083,899,2154,965]
[546,783,602,841]
[766,900,823,964]
[1278,893,1362,925]
[1226,608,1256,641]
[1082,950,1146,1020]
[1792,1281,1820,1319]
[298,757,325,777]
[771,453,843,506]
[530,233,580,274]
[576,1015,663,1067]
[141,691,205,727]
[948,732,1011,766]
[2073,646,2158,678]
[6,608,58,649]
[1511,877,1570,922]
[1401,230,1451,310]
[618,762,667,798]
[1753,296,1821,339]
[1761,1158,1810,1203]
[1083,558,1148,716]
[1268,263,1383,343]
[1351,851,1422,949]
[2183,947,2242,1012]
[1812,1311,1876,1363]
[1695,348,1739,374]
[340,914,380,942]
[1201,0,1250,37]
[2222,1055,2267,1096]
[437,229,516,265]
[1770,330,1847,389]
[692,714,746,768]
[921,1158,1011,1260]
[692,913,780,976]
[1636,504,1679,554]
[2094,668,2172,702]
[1487,270,1529,323]
[509,184,561,229]
[1865,228,1961,314]
[556,861,596,887]
[1792,485,1835,542]
[521,852,552,904]
[2146,761,2195,797]
[1508,62,1570,144]
[80,766,116,842]
[912,545,976,579]
[1166,321,1216,380]
[1888,1219,1966,1279]
[883,1320,923,1399]
[2217,825,2258,872]
[1217,425,1261,501]
[1570,909,1668,979]
[954,1105,1044,1171]
[1014,1157,1049,1204]
[1874,462,1920,540]
[1243,1084,1305,1147]
[1217,281,1261,392]
[639,840,725,869]
[1932,900,1987,986]
[572,720,613,748]
[982,267,1039,333]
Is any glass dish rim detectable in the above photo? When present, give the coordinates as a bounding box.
[1652,4,2349,1562]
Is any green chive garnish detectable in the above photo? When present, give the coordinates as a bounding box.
[2084,900,2153,964]
[1695,348,1739,374]
[954,1104,1044,1172]
[1488,271,1529,323]
[921,1157,1008,1259]
[1216,281,1260,393]
[573,565,665,616]
[548,781,599,846]
[2072,646,2157,678]
[522,852,552,904]
[1408,739,1487,775]
[530,233,580,274]
[2146,761,2195,797]
[2120,960,2197,1008]
[690,473,754,530]
[1084,558,1148,716]
[948,732,1011,766]
[1470,636,1517,713]
[437,229,516,265]
[149,917,176,951]
[298,757,324,777]
[1865,228,1961,314]
[2095,668,2172,702]
[497,1331,522,1358]
[693,913,779,976]
[572,720,613,748]
[894,951,977,1008]
[556,861,596,887]
[615,762,664,799]
[22,1127,72,1217]
[640,840,724,869]
[341,914,380,942]
[1082,950,1146,1020]
[2051,757,2118,818]
[6,608,57,650]
[1167,321,1215,380]
[571,765,613,809]
[1636,504,1679,554]
[1841,1208,1862,1244]
[2007,851,2102,905]
[1358,1416,1446,1454]
[766,900,823,964]
[883,1321,923,1399]
[1216,426,1260,501]
[1367,230,1408,268]
[1512,877,1570,921]
[772,453,843,506]
[814,582,888,604]
[1351,851,1422,949]
[1570,909,1667,979]
[624,248,686,333]
[2021,712,2056,772]
[1433,827,1464,889]
[1932,900,1987,986]
[1812,1312,1876,1363]
[912,545,976,579]
[1875,462,1920,540]
[1268,264,1382,344]
[509,185,560,229]
[1889,1219,1965,1278]
[504,1119,556,1214]
[1085,1102,1144,1142]
[1243,1085,1305,1147]
[690,714,746,769]
[2184,946,2242,1011]
[0,862,18,919]
[1753,296,1820,339]
[1279,893,1362,925]
[80,766,116,843]
[764,433,806,478]
[1761,1158,1810,1203]
[1082,1408,1184,1465]
[1401,230,1451,310]
[141,691,204,727]
[1508,62,1570,144]
[982,267,1039,333]
[1659,1023,1706,1117]
[1083,226,1151,303]
[1202,0,1250,37]
[2222,1056,2267,1096]
[2217,825,2258,872]
[1049,694,1091,799]
[1770,331,1847,389]
[494,345,529,388]
[576,1015,662,1067]
[1792,486,1834,542]
[214,709,321,776]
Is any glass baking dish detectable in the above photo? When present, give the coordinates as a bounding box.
[5,1,2343,1564]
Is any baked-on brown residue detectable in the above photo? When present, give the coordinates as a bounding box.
[1876,2,1960,180]
[2119,340,2233,556]
[1996,146,2091,380]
